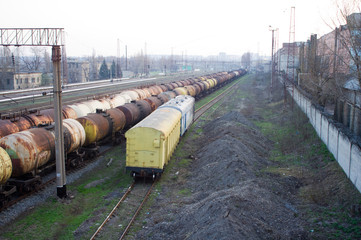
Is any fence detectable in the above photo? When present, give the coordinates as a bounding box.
[290,86,361,193]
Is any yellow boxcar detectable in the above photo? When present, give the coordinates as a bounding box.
[125,108,181,178]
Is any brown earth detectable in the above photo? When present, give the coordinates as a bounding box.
[127,73,361,240]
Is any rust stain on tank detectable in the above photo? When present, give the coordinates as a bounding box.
[157,94,169,104]
[12,117,33,131]
[135,100,152,119]
[0,128,55,177]
[62,106,78,119]
[116,103,141,127]
[144,97,162,111]
[0,120,20,139]
[107,108,126,132]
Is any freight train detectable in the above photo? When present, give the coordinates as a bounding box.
[0,69,246,205]
[125,95,195,179]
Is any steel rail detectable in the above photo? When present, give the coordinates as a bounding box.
[119,180,156,240]
[194,79,240,122]
[0,78,157,103]
[90,182,135,240]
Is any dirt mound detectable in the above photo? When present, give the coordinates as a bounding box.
[136,110,308,239]
[188,134,265,192]
[138,181,307,240]
[202,111,272,158]
[204,110,256,129]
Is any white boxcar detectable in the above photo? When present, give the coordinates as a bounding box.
[159,95,195,136]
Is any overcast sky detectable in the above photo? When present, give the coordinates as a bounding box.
[0,0,353,57]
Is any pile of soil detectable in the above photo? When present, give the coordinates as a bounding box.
[135,111,308,239]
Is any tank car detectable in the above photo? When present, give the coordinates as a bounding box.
[0,119,86,193]
[76,108,126,150]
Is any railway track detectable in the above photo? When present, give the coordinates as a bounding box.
[194,79,240,121]
[0,72,206,116]
[0,78,157,116]
[90,180,156,240]
[89,78,242,239]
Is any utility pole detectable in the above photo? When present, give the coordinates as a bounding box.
[125,45,128,71]
[144,42,147,77]
[269,26,278,95]
[0,28,67,198]
[117,39,122,78]
[286,6,296,108]
[171,47,174,73]
[52,45,66,198]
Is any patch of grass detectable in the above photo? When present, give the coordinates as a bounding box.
[254,121,276,137]
[178,188,192,196]
[2,204,64,239]
[308,208,361,239]
[178,158,191,168]
[308,143,335,163]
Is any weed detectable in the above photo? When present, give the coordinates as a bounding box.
[178,158,191,168]
[178,188,192,196]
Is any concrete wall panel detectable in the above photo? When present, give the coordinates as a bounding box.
[337,131,351,177]
[328,122,339,157]
[321,115,329,144]
[350,144,361,192]
[295,89,301,105]
[300,96,304,112]
[306,100,311,119]
[309,106,316,127]
[315,109,322,137]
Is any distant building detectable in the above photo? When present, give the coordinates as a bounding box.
[295,12,361,90]
[0,68,15,90]
[67,59,90,83]
[317,25,352,77]
[275,42,302,78]
[0,68,42,91]
[14,72,42,89]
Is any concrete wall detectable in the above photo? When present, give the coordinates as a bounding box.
[334,89,361,138]
[289,87,361,193]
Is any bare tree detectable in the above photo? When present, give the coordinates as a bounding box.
[89,49,98,81]
[43,49,52,73]
[20,47,44,72]
[328,0,361,86]
[241,52,251,70]
[299,1,361,106]
[130,50,145,77]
